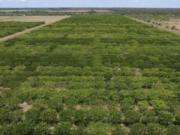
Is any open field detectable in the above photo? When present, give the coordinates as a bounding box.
[152,19,180,31]
[0,16,70,23]
[0,15,180,135]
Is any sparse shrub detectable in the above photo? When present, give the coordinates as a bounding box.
[171,26,176,30]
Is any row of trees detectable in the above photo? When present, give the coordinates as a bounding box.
[0,21,44,38]
[0,15,179,134]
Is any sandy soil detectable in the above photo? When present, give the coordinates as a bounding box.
[19,102,32,113]
[0,16,69,23]
[128,16,180,35]
[0,16,70,42]
[158,19,180,30]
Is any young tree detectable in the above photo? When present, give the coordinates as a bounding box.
[54,122,72,135]
[25,108,41,123]
[175,112,180,125]
[146,123,164,135]
[40,109,58,124]
[112,126,127,135]
[158,111,173,125]
[141,111,157,124]
[33,122,51,135]
[108,110,123,124]
[124,110,141,124]
[129,123,146,135]
[166,124,180,135]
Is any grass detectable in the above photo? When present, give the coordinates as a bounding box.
[0,15,180,135]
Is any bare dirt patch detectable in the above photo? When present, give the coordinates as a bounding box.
[148,106,154,110]
[19,102,32,113]
[134,105,140,112]
[0,16,69,23]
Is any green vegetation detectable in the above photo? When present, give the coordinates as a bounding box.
[0,21,44,37]
[0,15,180,135]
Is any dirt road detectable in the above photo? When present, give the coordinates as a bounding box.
[0,16,70,42]
[127,16,180,35]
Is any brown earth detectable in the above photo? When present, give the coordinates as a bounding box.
[19,102,32,113]
[0,16,70,42]
[128,16,180,35]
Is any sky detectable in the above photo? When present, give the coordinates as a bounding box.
[0,0,180,8]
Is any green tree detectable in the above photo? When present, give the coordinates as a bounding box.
[141,111,157,124]
[146,123,164,135]
[86,122,111,135]
[112,126,127,135]
[129,123,146,135]
[25,108,41,123]
[54,122,72,135]
[33,122,51,135]
[175,112,180,125]
[137,101,149,112]
[40,109,58,124]
[108,110,123,124]
[124,110,141,124]
[166,124,180,135]
[158,111,173,125]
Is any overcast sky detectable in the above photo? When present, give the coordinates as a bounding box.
[0,0,180,8]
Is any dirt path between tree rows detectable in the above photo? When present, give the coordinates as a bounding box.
[127,16,180,35]
[0,16,70,42]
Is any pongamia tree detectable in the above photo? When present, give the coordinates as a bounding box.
[33,122,51,135]
[158,111,173,125]
[166,124,180,135]
[124,110,141,124]
[40,108,58,124]
[54,122,72,135]
[146,123,164,135]
[129,123,146,135]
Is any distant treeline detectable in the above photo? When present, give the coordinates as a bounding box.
[113,8,180,16]
[1,8,180,16]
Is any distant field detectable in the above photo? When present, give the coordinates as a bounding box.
[130,14,180,34]
[0,21,44,38]
[0,15,180,135]
[0,16,69,23]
